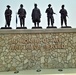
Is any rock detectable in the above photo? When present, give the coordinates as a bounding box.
[24,59,28,64]
[41,57,45,63]
[67,53,71,60]
[20,55,23,58]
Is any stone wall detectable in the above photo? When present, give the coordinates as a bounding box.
[0,29,76,71]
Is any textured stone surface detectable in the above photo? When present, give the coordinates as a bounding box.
[0,29,76,71]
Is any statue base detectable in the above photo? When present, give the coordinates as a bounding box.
[1,27,12,29]
[61,26,72,28]
[16,27,27,29]
[32,27,42,29]
[47,26,57,28]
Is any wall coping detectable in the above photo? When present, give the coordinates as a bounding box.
[0,28,76,34]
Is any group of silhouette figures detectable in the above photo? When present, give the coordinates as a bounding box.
[1,4,71,29]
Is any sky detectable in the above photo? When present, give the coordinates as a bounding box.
[0,0,76,29]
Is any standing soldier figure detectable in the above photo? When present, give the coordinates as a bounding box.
[18,4,26,27]
[31,4,41,27]
[5,5,12,27]
[59,5,68,27]
[45,4,56,27]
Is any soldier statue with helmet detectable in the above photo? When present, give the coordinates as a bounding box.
[18,4,27,28]
[5,5,12,28]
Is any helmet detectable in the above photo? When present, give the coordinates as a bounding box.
[48,4,51,7]
[34,3,37,6]
[7,5,10,8]
[20,4,23,7]
[62,5,65,8]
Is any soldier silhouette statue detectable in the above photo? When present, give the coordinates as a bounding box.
[18,4,26,28]
[31,4,42,28]
[45,4,57,28]
[5,5,12,28]
[59,5,71,28]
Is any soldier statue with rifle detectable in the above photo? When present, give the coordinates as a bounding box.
[59,5,68,27]
[45,4,56,27]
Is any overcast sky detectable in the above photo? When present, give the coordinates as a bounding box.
[0,0,76,29]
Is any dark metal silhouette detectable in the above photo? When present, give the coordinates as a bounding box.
[5,5,12,27]
[45,4,56,27]
[59,5,68,27]
[18,4,26,27]
[31,4,41,27]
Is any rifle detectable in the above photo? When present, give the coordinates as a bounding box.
[16,13,18,28]
[54,13,57,15]
[67,15,69,18]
